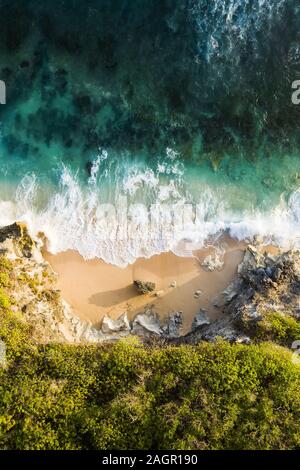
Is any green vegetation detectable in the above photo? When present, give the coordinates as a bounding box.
[0,256,12,310]
[256,312,300,346]
[0,252,300,450]
[17,272,39,295]
[0,273,10,288]
[0,289,10,310]
[0,304,300,450]
[0,256,13,273]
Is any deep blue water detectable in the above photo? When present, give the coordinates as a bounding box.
[0,0,300,265]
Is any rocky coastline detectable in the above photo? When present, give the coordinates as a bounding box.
[1,222,300,349]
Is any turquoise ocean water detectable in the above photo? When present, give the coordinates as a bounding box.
[0,0,300,265]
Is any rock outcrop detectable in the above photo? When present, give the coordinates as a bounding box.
[1,222,300,346]
[133,280,156,294]
[162,312,183,338]
[101,313,130,335]
[179,245,300,344]
[0,224,187,343]
[192,310,211,330]
[0,223,76,343]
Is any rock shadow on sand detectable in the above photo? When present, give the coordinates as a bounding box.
[88,285,138,308]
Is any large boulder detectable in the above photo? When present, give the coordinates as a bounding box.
[192,310,211,331]
[132,310,184,339]
[163,312,183,338]
[132,309,162,336]
[101,313,130,334]
[178,245,300,345]
[0,222,35,258]
[133,280,156,294]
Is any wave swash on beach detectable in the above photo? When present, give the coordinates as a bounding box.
[1,0,300,266]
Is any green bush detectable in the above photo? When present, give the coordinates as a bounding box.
[0,259,299,450]
[256,312,300,346]
[0,273,10,288]
[0,288,10,310]
[0,256,13,272]
[0,305,299,450]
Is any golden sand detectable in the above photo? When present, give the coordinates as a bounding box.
[44,236,246,332]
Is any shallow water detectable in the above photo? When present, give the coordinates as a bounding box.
[0,0,300,265]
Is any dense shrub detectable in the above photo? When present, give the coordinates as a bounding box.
[0,253,300,450]
[256,312,300,347]
[0,306,299,450]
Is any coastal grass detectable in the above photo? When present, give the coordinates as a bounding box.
[0,301,300,450]
[0,250,300,450]
[256,312,300,347]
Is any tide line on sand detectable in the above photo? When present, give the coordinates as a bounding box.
[44,236,247,333]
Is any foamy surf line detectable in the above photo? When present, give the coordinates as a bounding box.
[1,161,300,266]
[1,193,300,267]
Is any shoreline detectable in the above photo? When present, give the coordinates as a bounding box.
[44,236,247,333]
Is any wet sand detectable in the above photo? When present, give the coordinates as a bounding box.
[44,236,246,332]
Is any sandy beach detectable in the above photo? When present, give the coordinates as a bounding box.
[44,237,246,332]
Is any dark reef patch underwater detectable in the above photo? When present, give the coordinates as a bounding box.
[0,0,300,264]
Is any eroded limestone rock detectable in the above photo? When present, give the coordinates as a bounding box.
[133,280,156,294]
[163,312,183,338]
[101,313,131,334]
[192,310,211,331]
[2,222,300,347]
[132,309,162,336]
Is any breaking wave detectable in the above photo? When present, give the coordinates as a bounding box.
[1,150,300,267]
[0,1,299,266]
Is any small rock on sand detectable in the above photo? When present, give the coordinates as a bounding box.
[194,290,202,299]
[155,290,164,298]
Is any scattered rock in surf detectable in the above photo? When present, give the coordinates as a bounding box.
[201,245,227,272]
[201,255,224,271]
[133,280,156,294]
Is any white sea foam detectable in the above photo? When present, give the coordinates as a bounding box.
[1,156,300,267]
[123,168,159,196]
